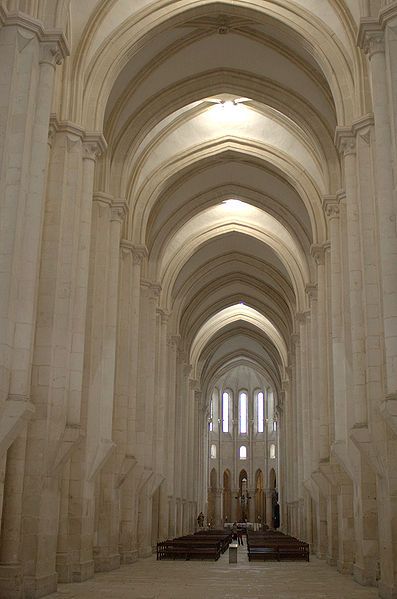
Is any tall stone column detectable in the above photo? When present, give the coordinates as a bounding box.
[214,490,222,528]
[92,199,127,573]
[307,285,320,470]
[0,16,67,421]
[335,130,368,427]
[116,243,146,564]
[324,195,348,444]
[291,334,303,501]
[154,310,169,483]
[0,39,68,595]
[310,244,330,461]
[136,281,160,557]
[359,23,397,411]
[265,489,273,528]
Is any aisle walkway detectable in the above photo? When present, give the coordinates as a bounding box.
[48,544,378,599]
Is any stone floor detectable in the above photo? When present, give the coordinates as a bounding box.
[48,545,379,599]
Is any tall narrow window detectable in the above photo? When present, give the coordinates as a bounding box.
[209,398,213,431]
[239,391,247,434]
[222,392,229,432]
[210,444,216,459]
[257,391,264,433]
[269,444,276,459]
[272,420,277,432]
[239,445,247,460]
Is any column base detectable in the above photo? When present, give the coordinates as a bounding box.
[23,573,58,599]
[56,562,73,584]
[138,546,153,558]
[94,554,120,573]
[71,560,95,582]
[0,564,23,599]
[120,549,138,564]
[56,552,74,583]
[326,555,337,567]
[337,559,353,575]
[353,563,377,587]
[378,582,397,599]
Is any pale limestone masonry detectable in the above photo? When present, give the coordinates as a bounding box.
[1,1,397,598]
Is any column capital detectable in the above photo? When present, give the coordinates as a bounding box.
[177,348,188,365]
[281,376,290,391]
[132,244,148,265]
[39,40,64,67]
[310,243,327,266]
[296,311,309,325]
[194,390,203,404]
[323,195,340,220]
[358,19,385,57]
[48,116,86,147]
[111,200,128,223]
[352,113,374,134]
[156,307,170,324]
[334,127,356,156]
[0,9,69,60]
[93,191,112,208]
[189,378,200,391]
[168,334,181,350]
[183,363,193,378]
[305,283,318,303]
[82,133,107,161]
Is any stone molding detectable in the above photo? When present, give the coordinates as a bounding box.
[115,454,137,489]
[49,117,106,159]
[0,7,70,60]
[305,283,318,302]
[111,199,128,223]
[323,195,340,220]
[39,40,64,66]
[48,115,85,148]
[379,393,397,437]
[349,425,386,478]
[156,307,170,324]
[93,191,113,209]
[0,396,35,458]
[49,424,84,475]
[334,115,375,157]
[189,378,200,391]
[358,3,397,58]
[357,18,385,57]
[295,310,310,324]
[310,243,327,265]
[140,280,161,299]
[379,3,397,27]
[83,133,107,161]
[120,240,148,264]
[334,127,356,156]
[87,438,116,481]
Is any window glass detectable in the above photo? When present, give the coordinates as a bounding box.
[269,444,276,459]
[257,391,264,432]
[210,444,216,459]
[240,445,247,460]
[222,392,229,432]
[239,392,247,434]
[209,398,213,431]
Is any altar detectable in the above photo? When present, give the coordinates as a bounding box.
[224,522,258,531]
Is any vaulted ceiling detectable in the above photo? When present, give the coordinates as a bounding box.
[48,0,373,402]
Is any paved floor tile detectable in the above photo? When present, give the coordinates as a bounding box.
[48,546,379,598]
